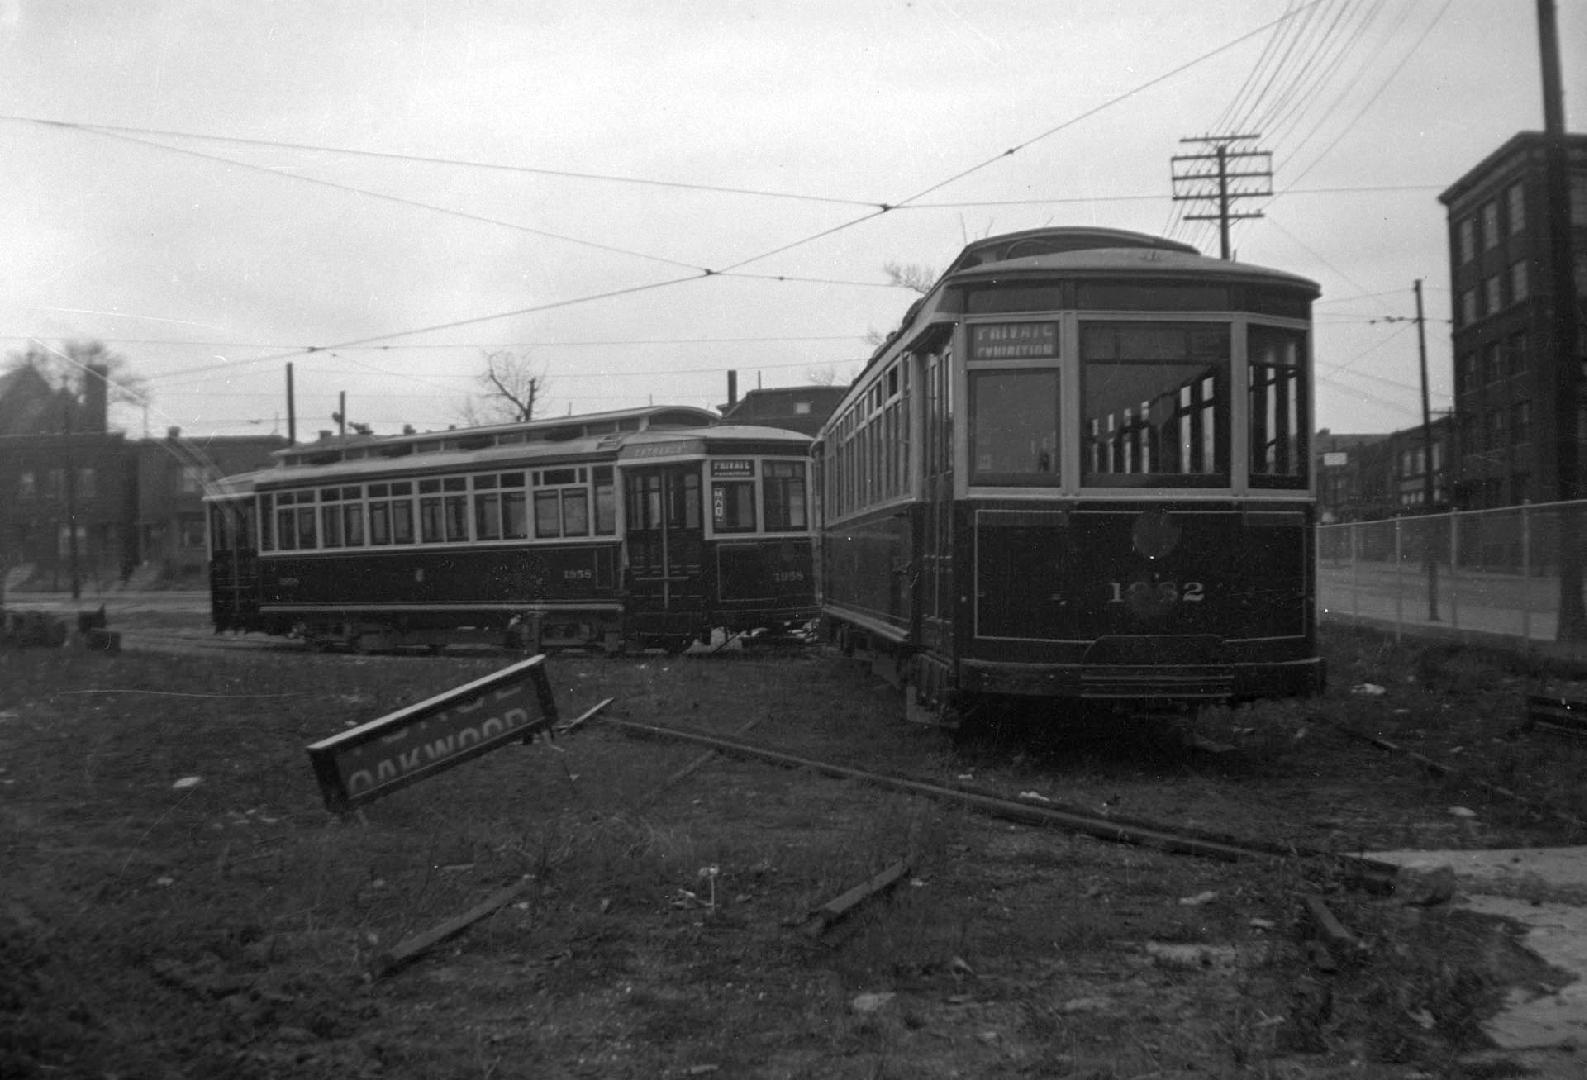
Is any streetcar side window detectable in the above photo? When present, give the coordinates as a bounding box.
[593,466,616,535]
[319,488,344,548]
[473,474,502,541]
[368,483,392,545]
[341,487,364,546]
[1080,323,1230,486]
[762,461,808,531]
[502,473,528,539]
[534,490,562,538]
[259,494,274,551]
[1248,326,1309,488]
[419,479,444,543]
[443,478,468,542]
[969,371,1060,483]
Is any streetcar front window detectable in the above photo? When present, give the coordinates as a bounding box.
[969,370,1060,482]
[1081,322,1229,486]
[1248,325,1308,487]
[762,461,808,531]
[712,479,756,533]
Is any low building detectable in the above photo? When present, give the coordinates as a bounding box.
[718,385,845,437]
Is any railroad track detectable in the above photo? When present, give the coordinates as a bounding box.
[585,713,1404,895]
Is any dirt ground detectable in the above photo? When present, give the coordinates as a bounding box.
[4,614,1587,1078]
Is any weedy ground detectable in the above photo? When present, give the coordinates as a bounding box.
[3,621,1585,1078]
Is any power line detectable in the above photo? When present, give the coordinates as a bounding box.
[5,114,884,209]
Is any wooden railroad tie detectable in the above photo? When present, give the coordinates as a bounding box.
[1525,694,1587,741]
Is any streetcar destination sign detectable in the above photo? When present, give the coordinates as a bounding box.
[968,321,1059,360]
[306,655,559,813]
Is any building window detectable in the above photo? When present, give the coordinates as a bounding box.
[1510,261,1530,304]
[77,468,96,499]
[1458,218,1476,264]
[1513,400,1531,445]
[18,471,35,499]
[1484,340,1504,384]
[1508,181,1525,234]
[1509,332,1528,373]
[1485,275,1502,315]
[1481,201,1500,249]
[794,401,812,415]
[1460,289,1478,327]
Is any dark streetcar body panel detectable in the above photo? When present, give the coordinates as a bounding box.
[817,226,1325,711]
[206,413,818,652]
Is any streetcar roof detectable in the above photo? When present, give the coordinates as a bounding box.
[205,424,809,498]
[950,243,1320,293]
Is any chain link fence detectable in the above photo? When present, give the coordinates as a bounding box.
[1318,500,1587,655]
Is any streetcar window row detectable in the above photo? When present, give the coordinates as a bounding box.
[823,319,1309,516]
[253,466,619,552]
[219,458,811,553]
[825,360,912,520]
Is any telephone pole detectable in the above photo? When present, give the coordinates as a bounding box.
[1538,0,1585,639]
[1415,279,1439,620]
[1171,134,1273,259]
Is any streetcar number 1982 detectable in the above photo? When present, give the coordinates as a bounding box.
[1106,581,1206,604]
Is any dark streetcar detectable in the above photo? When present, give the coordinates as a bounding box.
[207,408,816,652]
[816,227,1324,720]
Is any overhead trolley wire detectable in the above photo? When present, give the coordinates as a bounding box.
[3,115,884,210]
[17,4,1328,386]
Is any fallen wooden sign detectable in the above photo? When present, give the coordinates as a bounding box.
[306,654,561,813]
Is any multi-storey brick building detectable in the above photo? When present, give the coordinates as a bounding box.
[1440,130,1587,510]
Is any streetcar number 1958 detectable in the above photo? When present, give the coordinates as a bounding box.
[1106,581,1206,604]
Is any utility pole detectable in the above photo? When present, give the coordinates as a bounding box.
[1415,279,1439,620]
[1537,0,1585,639]
[286,362,297,445]
[1171,134,1274,259]
[62,381,81,600]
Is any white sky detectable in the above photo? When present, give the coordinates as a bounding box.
[1,0,1582,440]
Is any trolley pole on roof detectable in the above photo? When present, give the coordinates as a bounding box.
[1171,134,1272,260]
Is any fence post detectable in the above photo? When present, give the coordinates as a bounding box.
[1350,521,1361,623]
[1393,516,1404,642]
[1521,503,1532,642]
[1448,508,1460,630]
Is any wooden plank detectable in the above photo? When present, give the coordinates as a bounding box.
[1526,694,1587,740]
[799,859,911,938]
[376,879,529,976]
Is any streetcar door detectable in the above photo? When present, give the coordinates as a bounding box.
[622,464,705,616]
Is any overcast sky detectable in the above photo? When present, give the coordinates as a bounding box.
[2,0,1583,441]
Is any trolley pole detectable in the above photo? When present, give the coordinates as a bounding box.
[1171,134,1273,260]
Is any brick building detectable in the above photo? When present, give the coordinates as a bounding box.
[1440,130,1587,510]
[0,362,286,588]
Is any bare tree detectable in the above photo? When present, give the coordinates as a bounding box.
[5,339,150,409]
[882,260,937,295]
[461,349,547,425]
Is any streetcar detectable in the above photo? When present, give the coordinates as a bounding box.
[206,407,816,652]
[816,226,1323,719]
